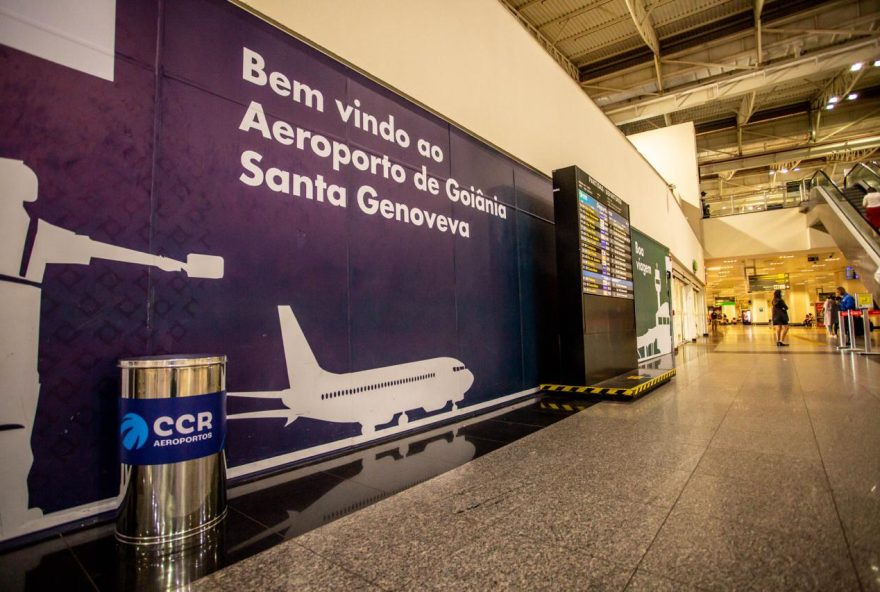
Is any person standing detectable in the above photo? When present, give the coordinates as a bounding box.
[824,295,839,336]
[837,286,856,346]
[771,289,790,346]
[863,190,880,229]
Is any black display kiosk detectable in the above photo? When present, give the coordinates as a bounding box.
[553,165,638,385]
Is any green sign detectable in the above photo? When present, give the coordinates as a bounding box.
[631,229,672,361]
[748,273,790,292]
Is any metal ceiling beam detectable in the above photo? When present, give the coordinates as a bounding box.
[535,0,617,33]
[659,58,755,71]
[736,91,758,156]
[622,0,663,94]
[699,135,880,176]
[605,37,880,125]
[557,12,633,47]
[754,0,764,66]
[763,27,880,37]
[623,0,660,55]
[737,92,758,126]
[578,0,824,79]
[499,0,580,81]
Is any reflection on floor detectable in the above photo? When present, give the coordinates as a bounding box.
[0,394,590,591]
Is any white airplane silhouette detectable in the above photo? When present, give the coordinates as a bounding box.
[229,306,475,434]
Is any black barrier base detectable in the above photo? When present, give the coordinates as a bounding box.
[540,367,675,400]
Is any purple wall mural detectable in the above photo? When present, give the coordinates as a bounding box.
[0,0,556,541]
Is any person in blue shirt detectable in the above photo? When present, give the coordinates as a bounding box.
[837,286,856,345]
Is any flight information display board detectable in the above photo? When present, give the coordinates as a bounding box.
[553,165,638,384]
[748,273,790,292]
[577,176,634,299]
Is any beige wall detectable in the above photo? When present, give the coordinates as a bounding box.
[703,209,837,259]
[627,122,701,208]
[239,0,706,282]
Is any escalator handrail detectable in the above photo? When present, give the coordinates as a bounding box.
[844,162,880,190]
[807,169,845,197]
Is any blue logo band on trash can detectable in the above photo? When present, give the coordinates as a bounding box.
[119,391,226,465]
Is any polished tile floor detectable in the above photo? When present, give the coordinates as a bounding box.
[194,325,880,591]
[3,325,879,591]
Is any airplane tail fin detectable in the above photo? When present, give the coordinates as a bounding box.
[277,306,323,386]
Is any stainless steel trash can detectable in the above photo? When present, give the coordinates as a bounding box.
[116,355,227,546]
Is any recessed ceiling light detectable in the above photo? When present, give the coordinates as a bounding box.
[781,168,789,173]
[829,96,840,104]
[874,60,880,67]
[826,104,835,110]
[851,62,864,72]
[848,93,858,100]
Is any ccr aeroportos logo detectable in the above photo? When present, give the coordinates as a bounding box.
[120,410,216,451]
[152,411,215,448]
[120,412,149,450]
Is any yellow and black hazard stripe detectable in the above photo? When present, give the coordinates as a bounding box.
[539,368,676,399]
[538,401,591,412]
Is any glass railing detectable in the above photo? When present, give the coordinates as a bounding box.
[844,162,880,193]
[860,161,880,178]
[704,187,805,218]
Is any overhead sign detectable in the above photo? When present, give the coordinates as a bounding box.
[748,273,790,292]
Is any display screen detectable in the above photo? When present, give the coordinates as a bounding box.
[577,178,633,299]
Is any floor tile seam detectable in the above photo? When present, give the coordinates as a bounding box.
[514,532,643,576]
[795,361,867,592]
[283,539,395,592]
[619,357,742,591]
[455,430,527,446]
[58,533,101,592]
[448,528,639,584]
[667,494,847,539]
[521,480,683,517]
[626,567,715,592]
[574,414,727,432]
[487,415,572,429]
[711,423,819,440]
[684,469,832,497]
[320,467,459,501]
[226,503,290,541]
[689,464,834,493]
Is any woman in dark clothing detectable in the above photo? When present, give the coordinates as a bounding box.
[772,289,790,346]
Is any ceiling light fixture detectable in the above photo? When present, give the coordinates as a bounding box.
[851,62,863,72]
[848,93,858,100]
[829,96,840,104]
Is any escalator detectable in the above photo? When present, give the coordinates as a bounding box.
[800,163,880,303]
